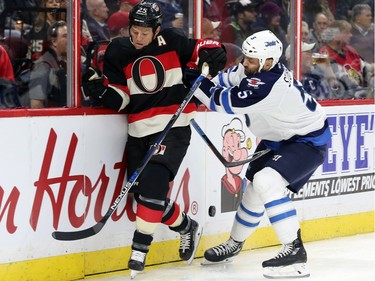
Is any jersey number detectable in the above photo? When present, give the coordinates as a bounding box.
[295,82,317,112]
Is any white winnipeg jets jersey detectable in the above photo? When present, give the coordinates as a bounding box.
[195,63,330,145]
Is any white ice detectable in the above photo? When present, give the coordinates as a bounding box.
[82,233,375,281]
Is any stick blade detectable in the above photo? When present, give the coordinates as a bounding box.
[223,149,271,167]
[52,221,105,241]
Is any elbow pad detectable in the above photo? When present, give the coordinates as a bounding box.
[101,85,130,111]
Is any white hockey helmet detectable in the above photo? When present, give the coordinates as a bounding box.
[242,30,283,72]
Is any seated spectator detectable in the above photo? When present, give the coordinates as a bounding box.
[1,34,30,107]
[270,0,291,33]
[91,11,130,71]
[0,43,19,108]
[303,0,334,28]
[27,0,61,61]
[203,0,223,22]
[1,31,29,72]
[119,0,140,12]
[155,0,184,30]
[107,11,130,38]
[1,0,38,28]
[303,0,323,28]
[84,0,110,42]
[335,0,374,21]
[286,21,310,44]
[286,20,312,72]
[202,18,221,40]
[221,0,260,47]
[252,1,288,63]
[3,18,31,38]
[319,20,374,98]
[307,12,329,52]
[285,42,340,100]
[350,3,374,63]
[28,21,67,108]
[0,44,15,82]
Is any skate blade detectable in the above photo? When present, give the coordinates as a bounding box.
[130,269,143,279]
[263,263,310,279]
[200,257,234,266]
[187,225,203,265]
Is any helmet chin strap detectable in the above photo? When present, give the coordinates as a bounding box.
[259,58,275,72]
[129,36,136,48]
[258,59,265,73]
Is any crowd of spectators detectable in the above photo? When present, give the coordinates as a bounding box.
[201,0,374,100]
[0,0,374,109]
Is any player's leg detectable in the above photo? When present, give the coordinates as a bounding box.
[203,181,265,264]
[252,167,308,278]
[158,126,202,264]
[202,143,271,264]
[163,198,203,264]
[256,142,326,278]
[128,163,170,276]
[128,126,201,277]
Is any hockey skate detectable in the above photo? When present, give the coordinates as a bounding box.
[128,250,147,279]
[201,237,244,265]
[179,219,203,265]
[262,230,310,279]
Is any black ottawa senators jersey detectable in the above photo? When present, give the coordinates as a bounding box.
[103,28,198,138]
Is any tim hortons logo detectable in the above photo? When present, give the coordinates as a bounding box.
[0,129,192,234]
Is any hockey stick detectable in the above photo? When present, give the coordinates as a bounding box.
[190,119,270,168]
[52,63,209,241]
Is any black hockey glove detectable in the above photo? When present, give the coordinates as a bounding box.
[198,46,227,77]
[81,67,107,99]
[183,67,201,88]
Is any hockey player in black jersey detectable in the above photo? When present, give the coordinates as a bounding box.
[81,1,226,278]
[194,30,332,278]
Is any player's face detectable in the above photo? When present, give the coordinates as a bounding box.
[54,25,68,57]
[130,25,155,49]
[242,56,260,75]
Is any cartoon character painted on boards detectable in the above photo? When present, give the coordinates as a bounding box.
[220,117,252,212]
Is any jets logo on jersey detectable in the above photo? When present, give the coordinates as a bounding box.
[246,78,265,89]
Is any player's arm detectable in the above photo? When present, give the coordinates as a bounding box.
[195,39,227,77]
[183,39,227,86]
[194,74,265,114]
[81,67,130,111]
[82,39,131,111]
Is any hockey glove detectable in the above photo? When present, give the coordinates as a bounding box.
[183,67,201,88]
[81,67,107,99]
[198,46,227,77]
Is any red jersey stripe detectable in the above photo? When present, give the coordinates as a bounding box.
[128,103,197,123]
[136,204,164,223]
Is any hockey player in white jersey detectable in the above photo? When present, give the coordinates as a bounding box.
[194,30,332,278]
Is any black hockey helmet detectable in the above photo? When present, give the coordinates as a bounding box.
[129,1,163,30]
